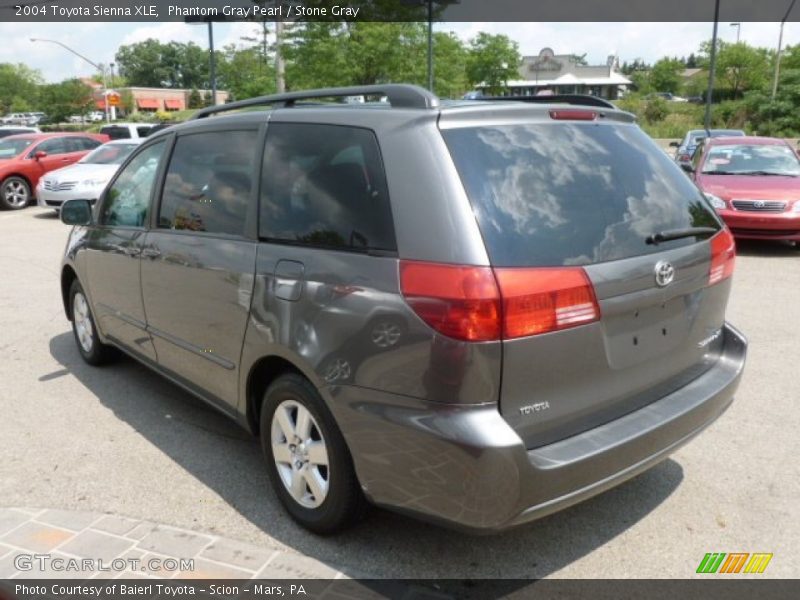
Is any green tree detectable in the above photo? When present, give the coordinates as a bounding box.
[0,63,42,113]
[699,41,770,99]
[465,32,521,95]
[429,31,468,98]
[187,89,203,109]
[649,57,684,93]
[116,39,209,89]
[38,79,94,122]
[216,45,275,100]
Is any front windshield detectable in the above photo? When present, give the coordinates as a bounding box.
[0,138,34,159]
[701,144,800,176]
[80,143,138,165]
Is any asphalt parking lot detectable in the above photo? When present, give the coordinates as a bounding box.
[1,206,798,579]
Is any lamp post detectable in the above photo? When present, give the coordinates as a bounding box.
[730,22,741,43]
[185,17,219,106]
[772,0,798,100]
[30,37,110,123]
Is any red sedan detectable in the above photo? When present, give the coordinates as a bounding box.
[0,132,109,210]
[689,136,800,242]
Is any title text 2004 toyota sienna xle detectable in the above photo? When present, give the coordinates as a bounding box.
[58,85,746,534]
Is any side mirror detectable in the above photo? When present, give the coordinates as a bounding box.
[669,141,680,148]
[34,150,47,160]
[60,199,93,225]
[680,163,695,173]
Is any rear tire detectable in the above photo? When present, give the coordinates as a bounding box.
[0,176,30,210]
[260,373,366,534]
[69,279,117,366]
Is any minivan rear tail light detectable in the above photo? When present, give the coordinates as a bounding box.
[399,261,501,341]
[709,228,736,285]
[494,267,600,338]
[549,109,597,121]
[400,261,600,341]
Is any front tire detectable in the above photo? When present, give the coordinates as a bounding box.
[260,373,366,534]
[0,176,31,210]
[69,280,116,366]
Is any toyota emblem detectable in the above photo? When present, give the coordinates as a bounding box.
[654,261,675,287]
[753,200,766,208]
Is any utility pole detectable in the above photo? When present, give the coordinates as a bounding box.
[772,0,797,100]
[704,0,721,133]
[275,19,285,93]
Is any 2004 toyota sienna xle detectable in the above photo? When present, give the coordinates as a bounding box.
[58,85,747,534]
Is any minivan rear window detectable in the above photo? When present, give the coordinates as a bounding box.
[101,126,131,140]
[442,122,720,267]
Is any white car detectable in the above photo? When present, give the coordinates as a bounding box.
[99,123,155,140]
[36,139,142,211]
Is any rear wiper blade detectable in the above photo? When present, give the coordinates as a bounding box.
[700,170,737,175]
[645,227,718,245]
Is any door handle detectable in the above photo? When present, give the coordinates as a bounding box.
[141,248,161,259]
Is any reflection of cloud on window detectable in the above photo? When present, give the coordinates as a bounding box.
[475,125,614,235]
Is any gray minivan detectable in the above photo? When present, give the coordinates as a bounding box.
[59,85,746,534]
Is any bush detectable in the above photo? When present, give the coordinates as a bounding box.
[643,97,668,123]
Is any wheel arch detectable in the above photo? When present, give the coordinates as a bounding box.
[61,265,78,320]
[245,355,305,435]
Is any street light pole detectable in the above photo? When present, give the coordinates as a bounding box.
[30,37,110,122]
[208,21,217,106]
[704,0,721,133]
[730,22,741,43]
[772,0,797,100]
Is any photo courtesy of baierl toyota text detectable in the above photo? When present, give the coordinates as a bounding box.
[0,1,797,599]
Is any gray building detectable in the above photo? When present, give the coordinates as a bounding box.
[478,48,633,100]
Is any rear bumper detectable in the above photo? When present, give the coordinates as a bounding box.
[718,209,800,240]
[328,322,746,533]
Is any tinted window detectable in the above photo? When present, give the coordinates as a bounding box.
[260,123,396,252]
[101,141,166,227]
[158,131,256,236]
[101,126,131,140]
[137,126,153,137]
[36,138,68,155]
[442,122,720,267]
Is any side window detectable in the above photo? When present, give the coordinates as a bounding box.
[137,127,153,137]
[101,127,131,140]
[158,130,257,237]
[101,141,166,228]
[260,123,396,252]
[77,137,101,151]
[35,138,68,156]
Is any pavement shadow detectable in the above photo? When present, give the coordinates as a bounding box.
[32,210,58,219]
[734,239,799,258]
[49,331,683,581]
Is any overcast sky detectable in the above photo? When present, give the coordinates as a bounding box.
[0,21,795,83]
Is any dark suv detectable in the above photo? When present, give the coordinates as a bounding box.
[59,85,746,534]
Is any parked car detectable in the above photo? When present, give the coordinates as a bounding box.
[0,126,40,139]
[686,135,800,244]
[99,123,155,140]
[87,111,106,122]
[649,92,688,102]
[57,84,746,534]
[0,132,109,210]
[2,112,36,126]
[671,128,746,169]
[36,139,142,212]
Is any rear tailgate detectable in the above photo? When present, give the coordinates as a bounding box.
[440,107,734,448]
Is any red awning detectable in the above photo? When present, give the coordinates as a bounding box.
[164,99,183,110]
[137,98,160,110]
[95,100,106,110]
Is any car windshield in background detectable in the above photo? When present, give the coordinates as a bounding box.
[0,137,33,159]
[80,143,139,165]
[442,122,720,267]
[689,129,744,146]
[701,144,800,176]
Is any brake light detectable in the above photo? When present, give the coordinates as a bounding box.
[399,261,501,341]
[494,267,600,337]
[400,261,600,341]
[709,228,736,285]
[549,109,597,121]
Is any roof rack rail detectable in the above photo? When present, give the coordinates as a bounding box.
[190,84,440,119]
[471,94,616,109]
